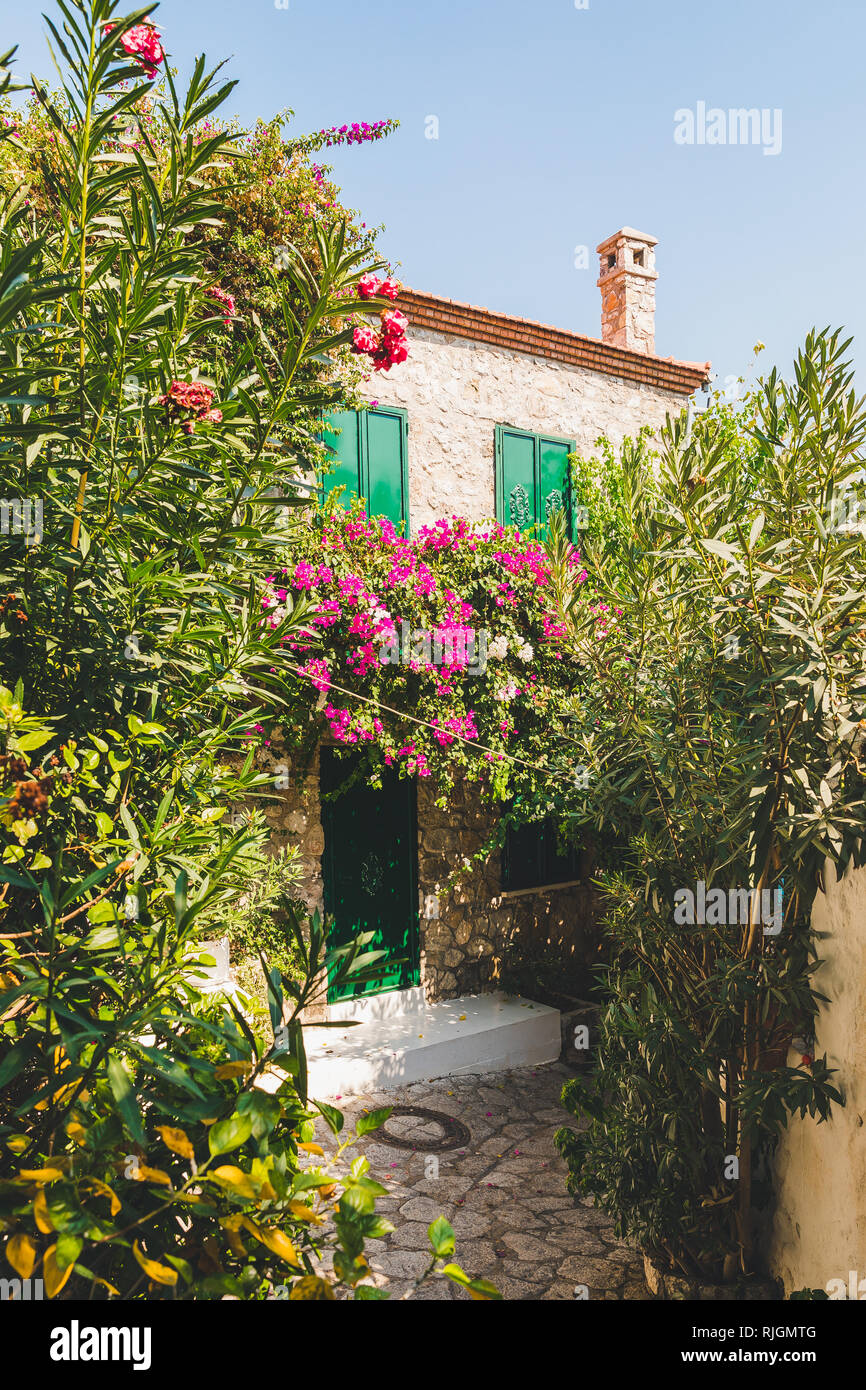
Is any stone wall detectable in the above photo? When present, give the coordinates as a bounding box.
[356,327,688,534]
[766,860,866,1295]
[256,735,324,918]
[417,777,597,1001]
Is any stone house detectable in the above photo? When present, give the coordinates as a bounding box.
[260,227,710,1090]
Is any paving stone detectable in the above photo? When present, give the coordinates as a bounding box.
[541,1280,587,1301]
[557,1254,628,1288]
[450,1210,492,1238]
[371,1248,432,1280]
[391,1222,442,1250]
[492,1203,546,1231]
[398,1196,456,1222]
[500,1231,551,1260]
[491,1275,548,1300]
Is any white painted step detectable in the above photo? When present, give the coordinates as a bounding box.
[327,985,426,1023]
[303,991,561,1098]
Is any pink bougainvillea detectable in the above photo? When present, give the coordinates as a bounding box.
[257,502,593,798]
[318,121,393,148]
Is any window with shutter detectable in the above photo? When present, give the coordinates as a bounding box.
[321,406,409,529]
[494,425,576,539]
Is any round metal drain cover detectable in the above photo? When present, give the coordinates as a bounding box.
[376,1105,471,1152]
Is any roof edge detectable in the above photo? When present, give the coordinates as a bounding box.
[395,288,711,396]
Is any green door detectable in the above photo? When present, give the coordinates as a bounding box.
[321,407,409,529]
[495,425,576,538]
[321,749,420,1003]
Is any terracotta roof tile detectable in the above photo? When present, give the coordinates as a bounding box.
[396,288,710,396]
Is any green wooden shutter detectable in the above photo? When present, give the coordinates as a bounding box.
[495,425,575,536]
[321,407,408,530]
[538,434,572,535]
[322,409,363,504]
[496,426,537,529]
[365,408,409,528]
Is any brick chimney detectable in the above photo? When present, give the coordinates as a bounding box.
[596,228,658,355]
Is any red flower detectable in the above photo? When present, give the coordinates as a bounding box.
[352,325,379,355]
[205,285,236,328]
[357,273,381,300]
[382,309,408,342]
[378,278,400,301]
[158,380,222,432]
[105,19,165,79]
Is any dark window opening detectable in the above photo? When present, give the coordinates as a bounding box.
[501,816,580,892]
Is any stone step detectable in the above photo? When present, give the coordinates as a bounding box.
[303,991,561,1098]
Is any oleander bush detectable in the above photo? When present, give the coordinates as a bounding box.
[0,0,496,1301]
[551,330,866,1283]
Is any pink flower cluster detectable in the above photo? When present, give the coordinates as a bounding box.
[105,19,165,79]
[157,380,222,435]
[205,285,236,328]
[351,277,408,373]
[357,274,400,301]
[431,712,479,747]
[318,121,392,147]
[258,508,590,770]
[299,658,332,693]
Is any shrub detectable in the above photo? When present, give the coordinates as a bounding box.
[0,1,492,1302]
[548,330,865,1281]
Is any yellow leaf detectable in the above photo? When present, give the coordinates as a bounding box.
[214,1061,251,1080]
[241,1218,299,1266]
[297,1142,324,1156]
[19,1167,64,1183]
[133,1164,173,1188]
[43,1245,74,1298]
[6,1233,36,1280]
[222,1224,246,1257]
[257,1227,301,1266]
[156,1125,195,1161]
[132,1241,178,1287]
[210,1166,256,1199]
[289,1275,335,1300]
[65,1120,87,1147]
[33,1188,53,1233]
[84,1178,120,1216]
[92,1276,120,1296]
[6,1136,27,1154]
[287,1200,324,1225]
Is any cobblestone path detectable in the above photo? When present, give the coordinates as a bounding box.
[314,1061,648,1301]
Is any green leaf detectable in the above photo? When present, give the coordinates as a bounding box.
[427,1216,455,1258]
[107,1055,144,1145]
[311,1099,344,1136]
[355,1106,392,1136]
[208,1113,253,1157]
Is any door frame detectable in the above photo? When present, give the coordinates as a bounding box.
[320,751,421,1003]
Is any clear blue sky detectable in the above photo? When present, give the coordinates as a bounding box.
[7,0,865,389]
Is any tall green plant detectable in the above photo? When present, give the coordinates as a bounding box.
[0,2,496,1302]
[549,329,866,1281]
